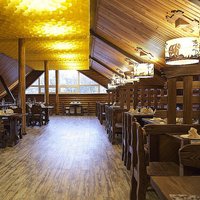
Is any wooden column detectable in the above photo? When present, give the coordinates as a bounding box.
[18,38,26,134]
[183,76,193,124]
[44,60,49,105]
[167,78,176,124]
[133,82,138,109]
[55,70,59,115]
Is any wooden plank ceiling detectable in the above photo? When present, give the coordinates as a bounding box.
[0,0,199,93]
[90,0,200,81]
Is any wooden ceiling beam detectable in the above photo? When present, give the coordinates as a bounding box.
[90,0,100,58]
[89,67,110,82]
[0,75,15,102]
[188,0,200,6]
[90,29,141,63]
[90,56,123,77]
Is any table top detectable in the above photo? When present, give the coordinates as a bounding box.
[41,105,54,109]
[0,113,23,117]
[126,112,154,117]
[70,102,81,105]
[151,176,200,200]
[142,118,166,125]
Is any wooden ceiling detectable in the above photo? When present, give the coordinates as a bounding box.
[90,0,200,80]
[0,0,200,92]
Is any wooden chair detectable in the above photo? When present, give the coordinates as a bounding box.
[179,144,200,176]
[99,103,106,124]
[12,107,22,139]
[109,107,124,144]
[144,124,200,162]
[122,112,136,170]
[83,102,90,115]
[30,105,44,126]
[105,104,110,132]
[130,123,179,200]
[0,119,7,148]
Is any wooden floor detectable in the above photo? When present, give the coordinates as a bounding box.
[0,116,157,200]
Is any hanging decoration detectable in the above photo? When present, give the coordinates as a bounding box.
[165,37,199,65]
[134,63,154,78]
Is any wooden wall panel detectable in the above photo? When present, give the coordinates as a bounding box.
[26,94,108,115]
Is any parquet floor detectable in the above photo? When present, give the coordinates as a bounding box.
[0,116,157,200]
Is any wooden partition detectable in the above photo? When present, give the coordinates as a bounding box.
[107,82,166,110]
[163,65,200,124]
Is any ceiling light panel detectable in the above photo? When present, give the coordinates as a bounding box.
[0,0,89,70]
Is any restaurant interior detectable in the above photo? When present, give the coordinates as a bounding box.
[0,0,200,200]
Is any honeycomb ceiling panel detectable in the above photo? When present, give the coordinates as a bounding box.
[0,0,89,70]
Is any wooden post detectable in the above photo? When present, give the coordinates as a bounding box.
[133,82,138,109]
[167,78,176,124]
[55,70,59,115]
[44,60,49,105]
[18,38,26,134]
[183,76,193,124]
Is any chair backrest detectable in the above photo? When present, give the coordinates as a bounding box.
[31,104,42,114]
[179,144,200,176]
[135,123,148,200]
[130,121,139,167]
[12,107,22,113]
[154,109,167,118]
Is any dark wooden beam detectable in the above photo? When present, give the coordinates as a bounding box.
[162,64,200,78]
[90,29,141,63]
[79,67,109,88]
[90,0,100,58]
[0,75,15,102]
[55,70,59,115]
[188,0,200,6]
[44,60,49,105]
[90,56,123,77]
[18,38,26,134]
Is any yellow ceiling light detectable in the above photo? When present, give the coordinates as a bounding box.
[0,0,89,70]
[16,0,67,13]
[58,53,86,60]
[51,42,77,50]
[35,23,75,37]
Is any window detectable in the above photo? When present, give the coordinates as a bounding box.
[59,70,78,85]
[80,86,99,94]
[26,70,107,94]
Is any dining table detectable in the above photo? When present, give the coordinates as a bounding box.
[0,112,23,146]
[150,176,200,200]
[127,112,154,126]
[69,102,83,115]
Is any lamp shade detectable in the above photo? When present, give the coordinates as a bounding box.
[165,37,199,65]
[134,63,154,78]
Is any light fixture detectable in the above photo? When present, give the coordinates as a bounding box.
[165,37,199,65]
[134,63,154,78]
[124,71,140,83]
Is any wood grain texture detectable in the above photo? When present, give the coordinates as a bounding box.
[18,38,26,134]
[0,116,131,200]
